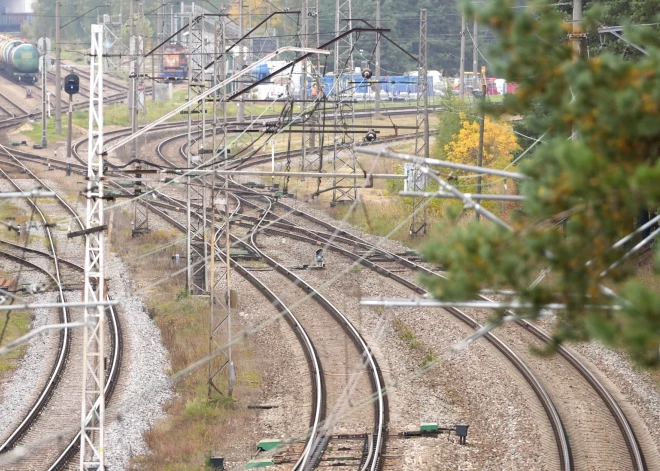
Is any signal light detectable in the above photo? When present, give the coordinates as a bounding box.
[361,68,373,79]
[64,73,79,95]
[365,129,377,142]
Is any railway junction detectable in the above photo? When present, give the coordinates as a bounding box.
[0,1,659,471]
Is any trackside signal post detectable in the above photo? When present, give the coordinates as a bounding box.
[64,73,79,177]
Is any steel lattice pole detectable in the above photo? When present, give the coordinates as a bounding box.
[331,0,357,205]
[300,0,321,174]
[186,12,209,294]
[131,1,149,236]
[208,18,233,397]
[410,9,428,237]
[80,23,106,471]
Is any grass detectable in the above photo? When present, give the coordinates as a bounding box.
[395,319,420,350]
[0,310,32,374]
[394,319,439,369]
[103,210,269,469]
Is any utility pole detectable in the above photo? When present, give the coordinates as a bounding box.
[237,0,244,122]
[300,0,308,174]
[300,0,321,175]
[80,24,106,471]
[38,36,50,148]
[374,0,381,118]
[331,0,357,205]
[130,1,148,236]
[410,8,428,236]
[41,53,47,147]
[186,12,210,295]
[459,14,466,97]
[66,97,72,176]
[209,19,234,397]
[472,18,478,80]
[55,1,62,135]
[128,0,135,116]
[476,66,487,221]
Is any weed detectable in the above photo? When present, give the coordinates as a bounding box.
[175,288,189,302]
[183,397,228,419]
[420,351,437,369]
[395,320,420,349]
[238,371,262,388]
[0,310,32,374]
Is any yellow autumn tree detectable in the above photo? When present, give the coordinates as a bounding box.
[444,113,520,171]
[439,113,521,217]
[227,0,286,29]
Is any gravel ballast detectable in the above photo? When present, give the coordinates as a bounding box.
[103,253,172,469]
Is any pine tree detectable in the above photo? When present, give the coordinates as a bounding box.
[419,0,660,367]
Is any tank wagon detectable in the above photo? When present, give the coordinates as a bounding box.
[0,35,39,84]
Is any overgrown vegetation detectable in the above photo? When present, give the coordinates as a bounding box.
[420,0,660,368]
[394,319,438,369]
[0,310,31,375]
[104,210,267,469]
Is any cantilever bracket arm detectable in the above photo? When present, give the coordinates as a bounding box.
[226,27,390,102]
[104,46,331,155]
[597,24,648,55]
[204,11,302,71]
[145,13,230,57]
[349,18,418,62]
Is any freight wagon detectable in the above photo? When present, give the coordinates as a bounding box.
[0,35,39,83]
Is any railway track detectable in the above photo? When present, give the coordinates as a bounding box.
[123,188,327,469]
[0,153,123,470]
[3,120,573,469]
[0,90,28,118]
[1,98,651,470]
[131,178,566,469]
[132,185,387,469]
[242,191,648,470]
[239,194,387,470]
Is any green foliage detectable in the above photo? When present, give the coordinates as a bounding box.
[420,351,437,369]
[175,288,189,302]
[396,320,420,349]
[0,311,32,374]
[385,164,404,195]
[420,0,660,368]
[433,94,476,159]
[183,396,233,419]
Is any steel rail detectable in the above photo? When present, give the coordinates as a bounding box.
[122,185,326,470]
[46,300,122,471]
[269,195,647,471]
[0,162,73,452]
[9,125,626,470]
[0,238,83,273]
[232,192,570,471]
[6,100,638,469]
[0,252,71,452]
[0,158,122,470]
[244,194,386,471]
[287,207,644,470]
[10,133,570,469]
